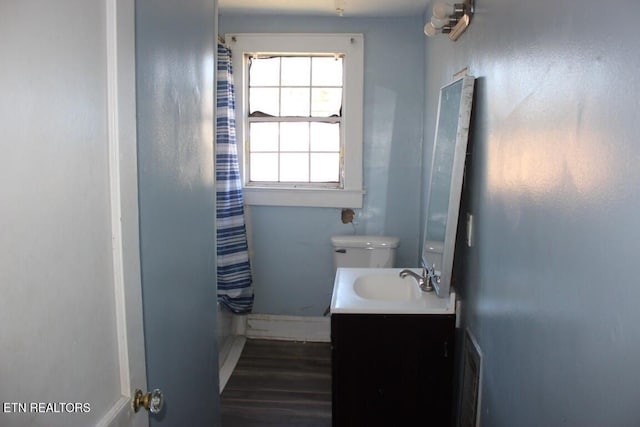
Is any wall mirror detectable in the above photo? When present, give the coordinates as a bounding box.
[422,75,475,297]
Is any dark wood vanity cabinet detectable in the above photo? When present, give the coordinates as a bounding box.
[331,313,456,427]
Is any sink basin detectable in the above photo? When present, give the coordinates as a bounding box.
[353,273,421,301]
[331,268,456,314]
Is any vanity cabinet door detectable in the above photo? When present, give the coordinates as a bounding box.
[331,314,455,427]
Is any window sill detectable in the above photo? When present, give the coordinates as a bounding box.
[243,187,364,208]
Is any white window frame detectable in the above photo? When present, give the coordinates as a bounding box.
[227,33,364,208]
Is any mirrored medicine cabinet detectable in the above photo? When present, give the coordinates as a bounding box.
[422,75,475,297]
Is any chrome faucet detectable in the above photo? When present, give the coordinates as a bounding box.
[399,265,435,292]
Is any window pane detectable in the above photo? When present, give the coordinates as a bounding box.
[250,153,278,181]
[250,122,279,151]
[281,57,310,86]
[310,153,340,182]
[281,88,310,116]
[311,88,342,117]
[247,53,347,187]
[249,57,280,86]
[280,122,309,152]
[312,57,343,86]
[310,122,340,152]
[280,153,309,182]
[250,88,279,116]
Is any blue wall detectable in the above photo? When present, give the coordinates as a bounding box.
[220,15,425,315]
[422,0,640,424]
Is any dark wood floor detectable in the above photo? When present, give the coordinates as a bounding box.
[220,339,332,427]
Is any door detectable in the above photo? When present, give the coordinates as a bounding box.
[135,0,220,425]
[0,1,149,426]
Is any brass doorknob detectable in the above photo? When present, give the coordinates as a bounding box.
[132,389,164,414]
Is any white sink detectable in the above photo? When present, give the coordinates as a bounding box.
[353,273,421,301]
[331,268,456,314]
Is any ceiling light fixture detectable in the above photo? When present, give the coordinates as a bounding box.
[424,0,474,41]
[335,0,345,16]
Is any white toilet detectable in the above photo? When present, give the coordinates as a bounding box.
[331,235,400,269]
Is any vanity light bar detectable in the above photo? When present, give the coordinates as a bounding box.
[424,0,474,41]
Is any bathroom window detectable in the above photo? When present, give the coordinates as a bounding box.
[229,33,364,208]
[248,55,343,185]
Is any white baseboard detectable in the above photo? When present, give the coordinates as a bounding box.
[246,314,330,342]
[232,313,247,336]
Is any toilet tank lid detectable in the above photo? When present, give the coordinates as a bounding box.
[331,235,400,249]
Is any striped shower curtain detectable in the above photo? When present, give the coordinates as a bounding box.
[216,43,254,314]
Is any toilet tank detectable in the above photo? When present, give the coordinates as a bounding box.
[331,235,400,269]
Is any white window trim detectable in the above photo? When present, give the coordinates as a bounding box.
[227,33,364,208]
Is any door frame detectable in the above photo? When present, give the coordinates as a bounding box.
[97,0,148,425]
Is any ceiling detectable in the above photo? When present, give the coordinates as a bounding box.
[219,0,429,17]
